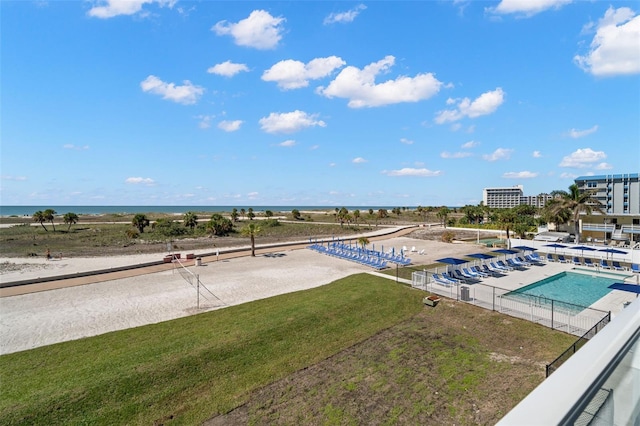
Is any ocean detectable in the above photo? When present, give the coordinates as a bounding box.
[0,205,400,217]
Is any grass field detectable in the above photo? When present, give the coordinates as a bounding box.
[0,273,575,425]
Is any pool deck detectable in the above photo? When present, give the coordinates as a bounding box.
[463,260,638,317]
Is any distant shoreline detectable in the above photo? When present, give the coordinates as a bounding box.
[0,205,416,218]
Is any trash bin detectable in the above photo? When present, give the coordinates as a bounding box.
[461,286,470,301]
[195,257,202,266]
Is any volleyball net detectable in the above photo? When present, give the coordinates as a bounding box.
[173,258,223,309]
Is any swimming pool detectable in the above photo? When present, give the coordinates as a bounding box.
[505,271,620,312]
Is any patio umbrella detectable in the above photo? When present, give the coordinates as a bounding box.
[570,245,598,257]
[435,257,468,265]
[492,249,518,255]
[598,247,628,259]
[512,246,537,251]
[466,253,494,260]
[543,243,567,254]
[608,283,640,294]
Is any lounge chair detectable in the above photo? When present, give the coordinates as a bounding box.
[463,267,484,280]
[451,270,474,283]
[529,252,544,262]
[557,255,569,263]
[546,253,556,262]
[572,257,582,266]
[515,256,532,266]
[482,264,505,276]
[584,258,596,268]
[491,261,512,272]
[432,274,453,287]
[470,265,489,277]
[525,254,544,265]
[612,261,625,271]
[632,264,640,274]
[600,259,611,269]
[505,259,527,270]
[418,249,425,255]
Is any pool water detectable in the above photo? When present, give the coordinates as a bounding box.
[505,272,619,311]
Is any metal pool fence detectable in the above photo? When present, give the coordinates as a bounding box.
[411,270,610,337]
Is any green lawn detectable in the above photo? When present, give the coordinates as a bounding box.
[0,274,423,425]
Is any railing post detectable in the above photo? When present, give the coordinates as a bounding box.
[551,300,554,330]
[492,286,495,311]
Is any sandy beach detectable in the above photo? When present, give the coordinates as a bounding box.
[0,231,487,355]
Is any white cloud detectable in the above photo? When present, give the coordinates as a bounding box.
[259,110,326,134]
[560,172,579,179]
[595,162,613,170]
[324,4,367,24]
[278,139,297,147]
[140,75,204,105]
[532,150,542,158]
[559,148,607,168]
[352,157,367,164]
[317,56,443,108]
[1,175,27,181]
[382,168,442,177]
[568,125,598,138]
[207,60,249,77]
[488,0,572,17]
[87,0,176,18]
[262,56,345,90]
[218,120,243,132]
[63,144,89,150]
[482,148,513,161]
[461,140,479,149]
[440,151,473,159]
[212,10,285,50]
[125,177,155,185]
[435,88,505,124]
[400,138,414,145]
[502,171,538,179]
[197,115,214,129]
[309,145,319,150]
[247,192,259,199]
[574,7,640,77]
[329,162,336,167]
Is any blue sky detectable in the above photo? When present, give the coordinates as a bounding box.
[2,0,639,207]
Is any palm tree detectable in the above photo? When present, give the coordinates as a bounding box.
[436,207,450,228]
[132,213,150,233]
[63,212,79,232]
[549,184,604,243]
[497,209,518,240]
[207,214,233,236]
[241,223,262,257]
[230,208,239,222]
[353,209,360,226]
[43,209,57,232]
[183,211,198,231]
[32,210,48,231]
[291,209,301,220]
[264,210,274,219]
[247,208,255,220]
[358,236,370,249]
[240,208,246,220]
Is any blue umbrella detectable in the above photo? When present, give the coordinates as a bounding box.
[466,253,494,259]
[512,246,537,251]
[436,257,468,265]
[544,243,567,254]
[492,249,518,255]
[608,283,640,294]
[598,247,628,259]
[570,245,598,257]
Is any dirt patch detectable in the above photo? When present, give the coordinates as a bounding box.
[205,300,573,425]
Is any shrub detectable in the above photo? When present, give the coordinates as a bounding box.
[441,231,455,243]
[261,219,280,228]
[126,229,139,239]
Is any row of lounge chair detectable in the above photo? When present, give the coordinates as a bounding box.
[431,255,545,287]
[308,242,412,269]
[308,243,389,269]
[545,253,627,271]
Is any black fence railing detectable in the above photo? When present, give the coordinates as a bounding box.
[546,311,611,377]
